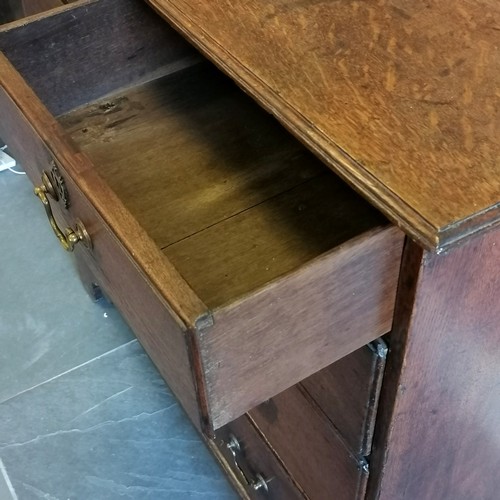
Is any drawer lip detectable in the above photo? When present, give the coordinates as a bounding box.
[0,31,403,433]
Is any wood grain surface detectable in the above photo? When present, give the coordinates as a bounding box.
[166,173,386,308]
[58,63,327,257]
[0,10,404,435]
[56,58,403,429]
[149,0,500,251]
[368,230,500,500]
[250,384,369,500]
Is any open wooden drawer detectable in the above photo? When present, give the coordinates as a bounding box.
[0,0,404,432]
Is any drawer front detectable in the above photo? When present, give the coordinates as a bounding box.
[214,417,304,500]
[301,339,387,456]
[249,385,369,500]
[203,226,402,429]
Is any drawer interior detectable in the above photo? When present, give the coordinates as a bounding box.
[57,63,387,309]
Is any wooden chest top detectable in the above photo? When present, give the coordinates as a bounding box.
[149,0,500,251]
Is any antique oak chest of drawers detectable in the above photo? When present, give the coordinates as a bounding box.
[0,1,498,499]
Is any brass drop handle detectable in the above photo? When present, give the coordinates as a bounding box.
[34,170,92,252]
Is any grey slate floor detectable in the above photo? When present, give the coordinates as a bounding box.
[0,164,237,499]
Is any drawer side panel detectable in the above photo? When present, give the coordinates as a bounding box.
[0,53,208,326]
[0,59,210,428]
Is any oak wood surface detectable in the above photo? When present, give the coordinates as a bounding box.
[368,230,500,500]
[0,28,404,434]
[56,58,404,429]
[149,0,500,251]
[301,340,387,457]
[166,173,386,308]
[249,384,368,500]
[0,17,404,434]
[0,0,200,115]
[205,225,403,428]
[58,63,327,255]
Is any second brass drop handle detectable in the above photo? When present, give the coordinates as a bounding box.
[34,170,92,252]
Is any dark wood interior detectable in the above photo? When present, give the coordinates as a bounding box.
[58,63,388,308]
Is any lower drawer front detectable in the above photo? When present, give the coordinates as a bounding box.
[249,385,369,500]
[301,340,387,456]
[214,417,304,499]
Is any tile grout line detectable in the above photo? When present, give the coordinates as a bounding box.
[0,458,18,500]
[0,339,138,407]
